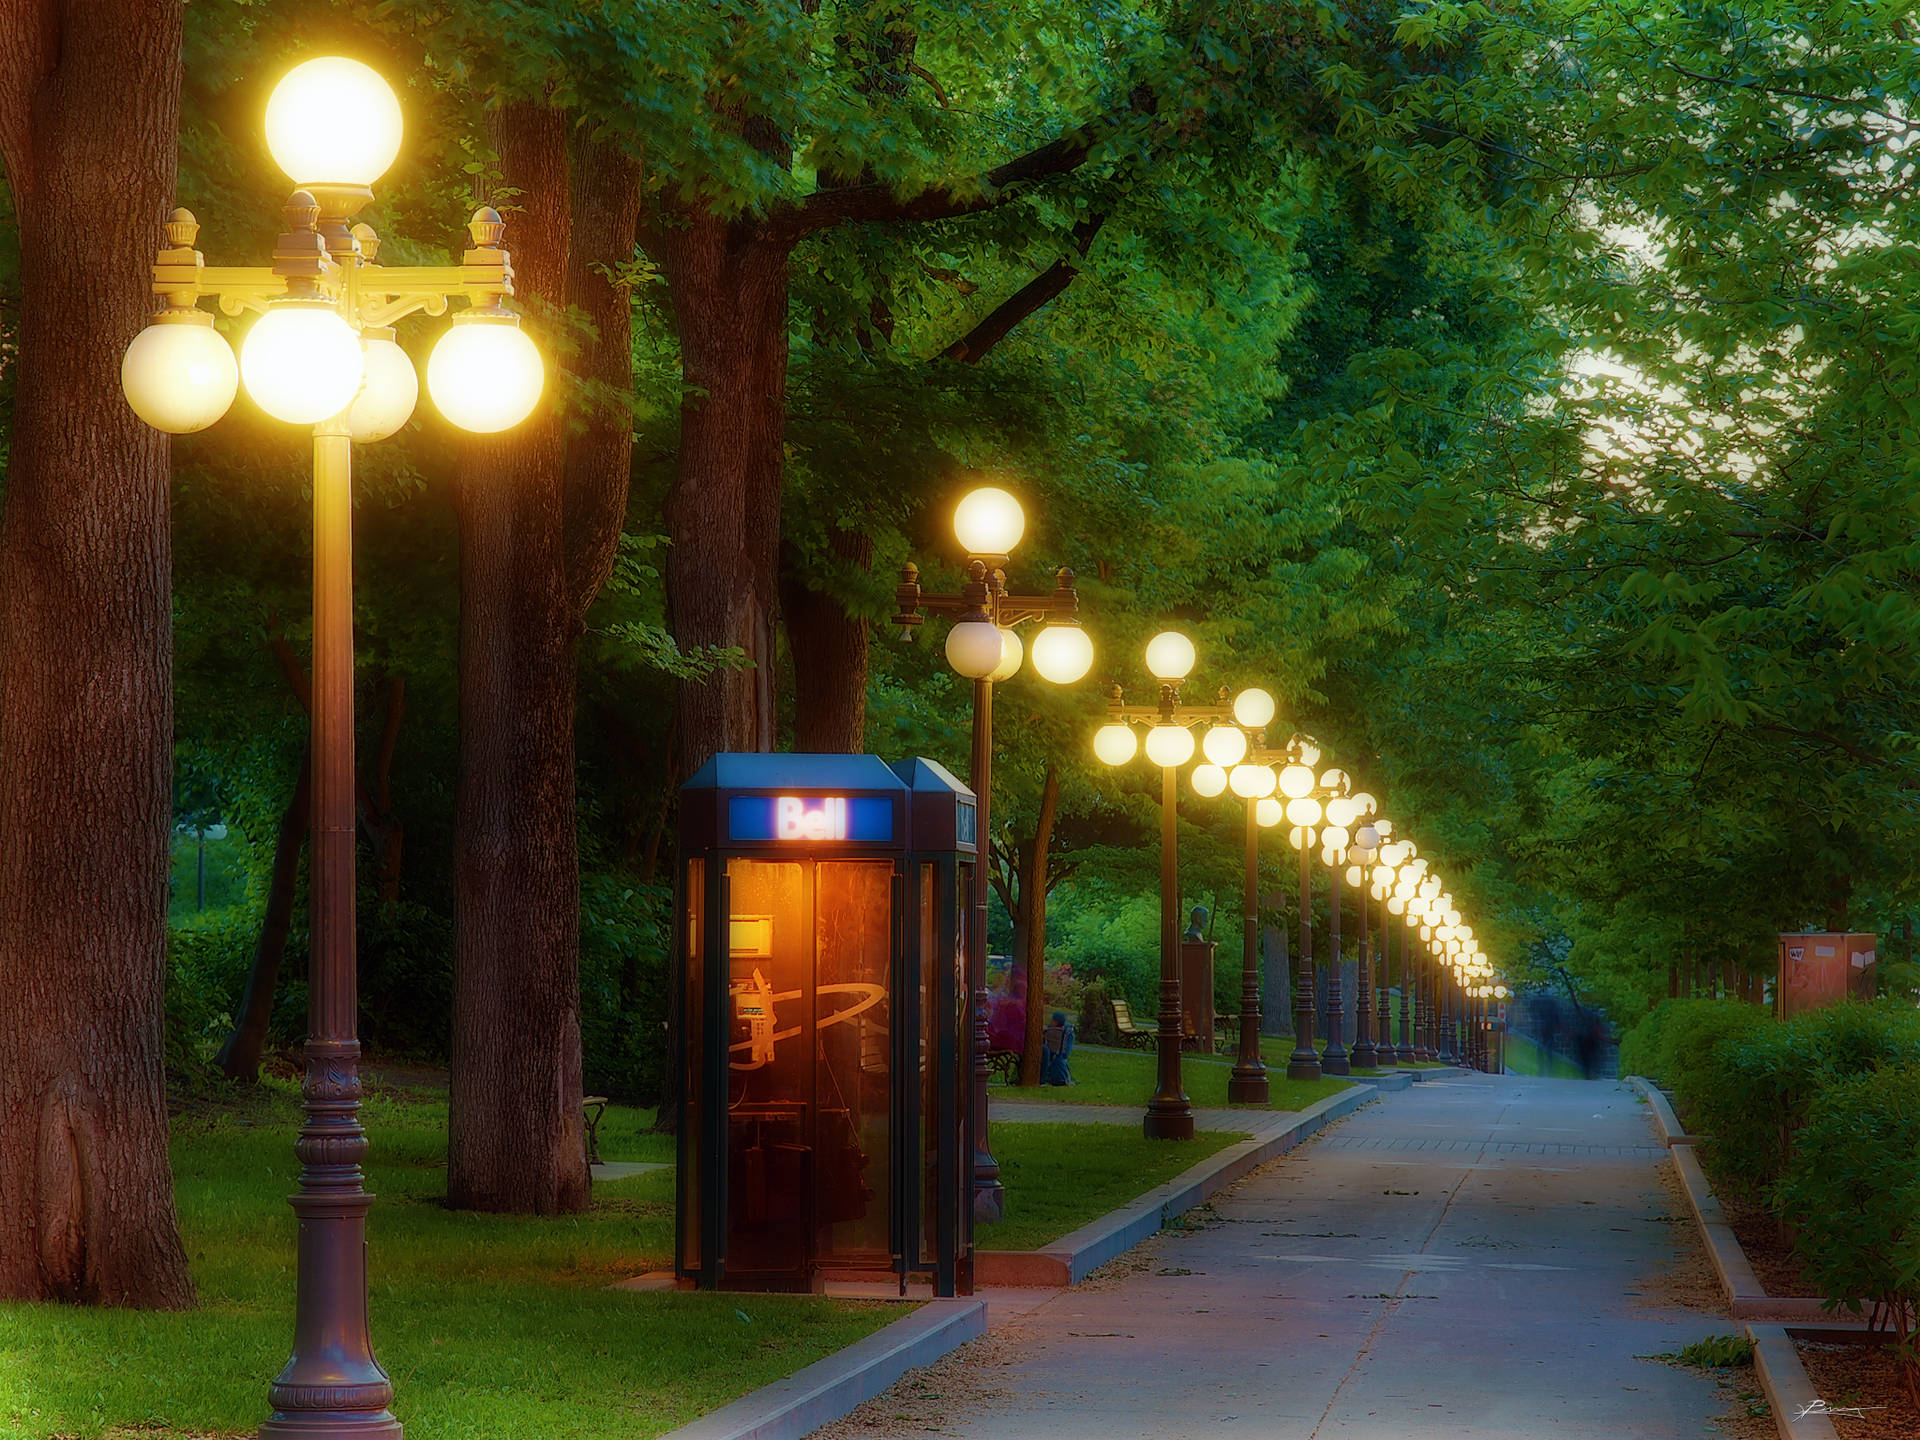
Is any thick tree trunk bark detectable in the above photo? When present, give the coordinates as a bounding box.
[781,526,873,752]
[0,0,195,1307]
[1016,766,1062,1086]
[449,103,589,1215]
[216,745,311,1083]
[448,112,642,1214]
[657,214,792,774]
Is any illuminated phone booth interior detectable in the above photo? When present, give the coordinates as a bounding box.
[676,754,977,1296]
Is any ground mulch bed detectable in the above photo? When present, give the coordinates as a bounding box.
[1795,1337,1920,1440]
[1718,1187,1812,1299]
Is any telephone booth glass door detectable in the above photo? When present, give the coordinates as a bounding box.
[723,858,895,1283]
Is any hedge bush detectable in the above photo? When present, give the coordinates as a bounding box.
[1617,997,1769,1103]
[1773,1064,1920,1406]
[1694,1003,1920,1200]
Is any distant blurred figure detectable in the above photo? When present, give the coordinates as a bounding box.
[1041,1011,1075,1087]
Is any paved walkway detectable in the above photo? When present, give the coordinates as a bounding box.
[832,1074,1732,1439]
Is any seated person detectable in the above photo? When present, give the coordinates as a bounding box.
[1040,1011,1074,1086]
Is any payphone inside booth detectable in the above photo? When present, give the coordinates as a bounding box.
[675,754,976,1296]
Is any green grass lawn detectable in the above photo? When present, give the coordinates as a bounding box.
[0,1079,892,1440]
[1502,1032,1588,1079]
[990,1042,1353,1112]
[978,1122,1245,1252]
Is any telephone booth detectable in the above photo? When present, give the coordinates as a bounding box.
[675,754,976,1296]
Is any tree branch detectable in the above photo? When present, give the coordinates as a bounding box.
[945,213,1107,363]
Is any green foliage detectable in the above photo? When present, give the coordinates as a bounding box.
[164,911,257,1083]
[1691,1004,1920,1201]
[1617,998,1771,1114]
[1774,1065,1920,1391]
[1669,1334,1754,1371]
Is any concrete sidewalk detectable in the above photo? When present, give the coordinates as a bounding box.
[826,1074,1734,1439]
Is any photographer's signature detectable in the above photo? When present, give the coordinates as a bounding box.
[1795,1398,1885,1420]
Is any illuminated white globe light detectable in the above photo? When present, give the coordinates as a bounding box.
[1322,824,1350,851]
[427,312,544,433]
[1294,737,1322,767]
[1346,866,1363,887]
[241,301,364,424]
[1494,984,1510,999]
[1232,687,1276,729]
[1256,796,1284,827]
[944,618,1004,679]
[1202,724,1247,767]
[1375,818,1394,837]
[1321,848,1339,868]
[1350,790,1377,817]
[1285,796,1321,827]
[1278,764,1315,798]
[1387,896,1405,915]
[1229,763,1276,799]
[1324,796,1358,828]
[986,626,1023,682]
[1354,823,1380,851]
[347,331,417,442]
[1093,723,1137,766]
[1373,864,1396,885]
[1319,768,1348,791]
[1191,763,1228,798]
[1144,631,1196,681]
[265,57,404,187]
[1144,724,1195,768]
[1288,825,1316,849]
[121,314,238,433]
[953,486,1025,556]
[1420,925,1432,940]
[1420,877,1441,899]
[1030,624,1093,684]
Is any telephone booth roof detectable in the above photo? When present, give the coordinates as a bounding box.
[680,753,976,854]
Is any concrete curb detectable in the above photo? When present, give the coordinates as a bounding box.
[1662,1127,1838,1323]
[655,1298,988,1440]
[1624,1075,1695,1145]
[976,1081,1381,1288]
[1744,1324,1840,1440]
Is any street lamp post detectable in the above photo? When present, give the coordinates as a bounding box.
[1277,744,1324,1082]
[121,58,545,1440]
[894,486,1093,1222]
[1347,817,1381,1069]
[1095,636,1231,1140]
[1190,694,1283,1105]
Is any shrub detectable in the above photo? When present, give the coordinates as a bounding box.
[1077,977,1119,1046]
[1695,1002,1920,1201]
[165,910,256,1083]
[579,876,671,1104]
[1616,997,1769,1103]
[1773,1064,1920,1407]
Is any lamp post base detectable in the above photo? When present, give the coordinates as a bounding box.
[1143,1101,1195,1141]
[262,1412,403,1440]
[972,1180,1005,1224]
[1227,1067,1269,1104]
[1321,1042,1350,1077]
[1350,1039,1379,1069]
[1286,1047,1321,1082]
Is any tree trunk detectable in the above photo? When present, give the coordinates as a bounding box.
[1016,766,1061,1087]
[656,214,792,774]
[780,525,872,752]
[449,103,589,1215]
[448,111,642,1214]
[0,0,195,1307]
[215,745,310,1082]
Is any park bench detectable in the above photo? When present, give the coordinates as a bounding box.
[583,1094,609,1164]
[1109,998,1154,1048]
[986,1049,1021,1085]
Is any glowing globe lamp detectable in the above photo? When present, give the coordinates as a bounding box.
[265,58,404,187]
[1229,763,1276,799]
[427,311,544,433]
[1256,796,1284,827]
[1144,724,1195,768]
[1030,624,1093,684]
[987,626,1023,682]
[1202,724,1247,767]
[1191,764,1228,798]
[1093,723,1137,766]
[1278,764,1315,798]
[1325,796,1358,828]
[1285,796,1321,827]
[242,300,364,425]
[1232,687,1276,729]
[1144,631,1195,681]
[944,618,1004,679]
[953,486,1025,556]
[347,330,417,442]
[122,312,238,433]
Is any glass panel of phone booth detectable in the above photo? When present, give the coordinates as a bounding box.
[813,861,893,1267]
[957,858,974,1263]
[918,863,937,1267]
[682,858,704,1274]
[725,859,811,1279]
